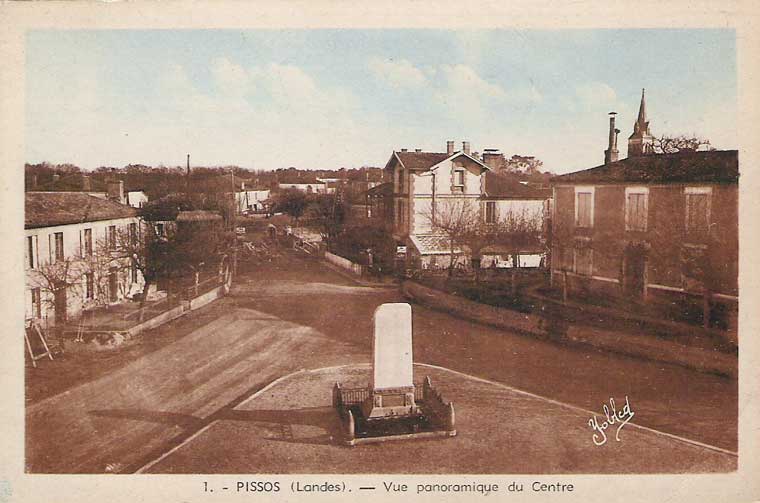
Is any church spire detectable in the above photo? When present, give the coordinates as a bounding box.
[628,87,654,157]
[636,88,647,128]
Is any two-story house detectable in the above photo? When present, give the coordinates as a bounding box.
[384,141,491,267]
[550,92,738,330]
[25,192,145,327]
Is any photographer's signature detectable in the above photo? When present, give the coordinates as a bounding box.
[588,396,634,446]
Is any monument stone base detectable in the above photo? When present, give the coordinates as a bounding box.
[361,386,420,420]
[333,377,456,446]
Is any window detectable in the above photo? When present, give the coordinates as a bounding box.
[54,232,64,262]
[574,246,593,276]
[108,225,117,250]
[27,236,36,269]
[625,187,648,232]
[31,288,41,318]
[455,170,465,186]
[575,187,594,228]
[485,202,496,224]
[156,223,165,237]
[685,187,711,235]
[83,228,93,256]
[397,169,404,193]
[85,273,94,300]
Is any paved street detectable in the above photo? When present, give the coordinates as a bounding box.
[26,252,737,473]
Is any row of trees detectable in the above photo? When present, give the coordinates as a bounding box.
[425,200,544,282]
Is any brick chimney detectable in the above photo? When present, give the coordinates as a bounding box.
[462,141,471,155]
[107,180,124,204]
[446,140,455,155]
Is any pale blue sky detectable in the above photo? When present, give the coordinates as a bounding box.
[26,29,736,173]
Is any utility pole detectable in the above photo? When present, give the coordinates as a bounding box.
[230,167,236,231]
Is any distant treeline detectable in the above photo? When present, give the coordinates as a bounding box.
[24,162,384,200]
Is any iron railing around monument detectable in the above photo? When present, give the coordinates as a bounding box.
[334,383,426,407]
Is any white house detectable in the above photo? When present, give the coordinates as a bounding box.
[384,141,490,267]
[25,192,145,327]
[236,188,270,213]
[126,190,148,208]
[384,140,551,268]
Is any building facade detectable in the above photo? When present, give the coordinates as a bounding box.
[384,141,550,268]
[25,192,145,327]
[550,93,738,329]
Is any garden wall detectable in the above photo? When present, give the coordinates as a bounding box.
[325,251,364,276]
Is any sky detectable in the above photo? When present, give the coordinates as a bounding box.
[25,29,736,174]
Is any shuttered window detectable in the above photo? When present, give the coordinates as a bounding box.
[576,192,593,228]
[626,190,648,231]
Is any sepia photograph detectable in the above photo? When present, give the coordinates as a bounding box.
[2,1,760,502]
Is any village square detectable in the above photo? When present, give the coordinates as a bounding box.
[19,28,739,476]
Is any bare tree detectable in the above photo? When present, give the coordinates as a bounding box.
[427,200,543,283]
[426,199,478,276]
[652,135,714,154]
[30,257,85,322]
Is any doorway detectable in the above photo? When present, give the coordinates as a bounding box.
[108,267,119,302]
[623,245,647,298]
[54,286,67,325]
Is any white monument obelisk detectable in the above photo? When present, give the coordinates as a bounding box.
[363,303,419,419]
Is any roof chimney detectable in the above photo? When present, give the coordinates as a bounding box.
[400,148,408,152]
[482,148,504,171]
[462,141,471,155]
[107,180,125,204]
[446,140,455,155]
[604,112,620,164]
[414,148,421,153]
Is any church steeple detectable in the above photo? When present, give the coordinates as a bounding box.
[628,88,654,157]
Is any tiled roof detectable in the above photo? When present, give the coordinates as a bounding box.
[366,182,393,197]
[483,172,551,199]
[25,192,137,229]
[394,152,451,171]
[551,150,738,185]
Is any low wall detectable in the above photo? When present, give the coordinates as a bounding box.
[325,251,363,276]
[125,285,226,337]
[189,285,225,311]
[125,305,185,337]
[402,280,736,378]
